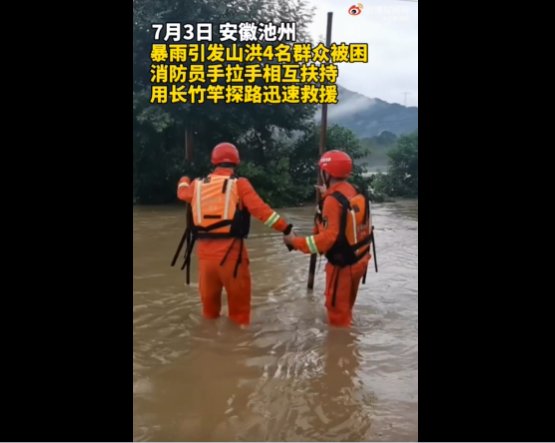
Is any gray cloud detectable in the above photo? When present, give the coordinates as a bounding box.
[327,94,379,120]
[306,0,418,106]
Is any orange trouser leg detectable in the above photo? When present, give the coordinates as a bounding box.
[198,259,224,319]
[220,257,251,326]
[324,260,367,327]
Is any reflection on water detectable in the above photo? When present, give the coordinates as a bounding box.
[134,200,418,441]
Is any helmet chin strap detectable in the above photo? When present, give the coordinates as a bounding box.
[320,169,331,189]
[217,162,236,169]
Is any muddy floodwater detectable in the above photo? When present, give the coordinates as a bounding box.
[133,200,418,441]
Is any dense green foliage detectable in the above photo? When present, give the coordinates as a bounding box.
[133,0,370,206]
[372,132,418,199]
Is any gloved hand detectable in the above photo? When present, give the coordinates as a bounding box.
[177,177,191,201]
[283,224,295,251]
[314,184,327,195]
[177,176,190,193]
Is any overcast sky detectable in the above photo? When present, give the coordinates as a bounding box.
[305,0,418,107]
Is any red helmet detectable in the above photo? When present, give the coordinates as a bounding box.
[211,142,240,165]
[319,150,352,178]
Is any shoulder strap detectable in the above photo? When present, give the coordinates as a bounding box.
[330,191,350,210]
[329,191,349,244]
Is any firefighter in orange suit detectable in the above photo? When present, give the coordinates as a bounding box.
[284,150,372,327]
[177,142,294,326]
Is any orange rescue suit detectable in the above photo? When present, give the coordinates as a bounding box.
[177,167,289,326]
[291,181,372,327]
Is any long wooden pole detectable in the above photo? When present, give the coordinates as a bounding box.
[171,123,194,285]
[307,11,333,290]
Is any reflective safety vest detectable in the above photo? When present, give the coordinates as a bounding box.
[191,174,250,239]
[323,189,372,267]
